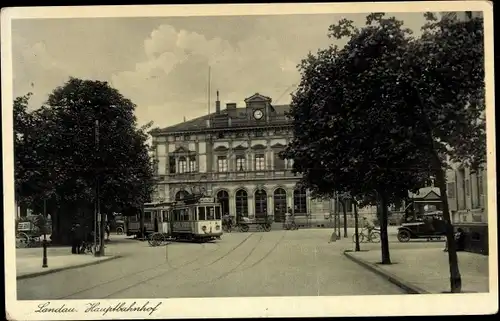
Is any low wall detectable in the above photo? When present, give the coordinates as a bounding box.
[454,223,488,255]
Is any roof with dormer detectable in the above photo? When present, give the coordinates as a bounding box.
[150,93,292,135]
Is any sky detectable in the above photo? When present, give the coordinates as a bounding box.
[11,12,429,129]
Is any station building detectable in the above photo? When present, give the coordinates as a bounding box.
[149,92,333,223]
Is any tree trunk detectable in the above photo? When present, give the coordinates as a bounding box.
[413,85,462,292]
[353,198,360,251]
[99,212,106,255]
[340,199,348,237]
[379,191,391,264]
[435,166,462,293]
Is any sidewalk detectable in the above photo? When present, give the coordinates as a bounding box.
[16,247,120,280]
[344,248,489,294]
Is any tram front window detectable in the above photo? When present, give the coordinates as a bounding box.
[198,207,206,220]
[215,206,222,220]
[207,207,215,220]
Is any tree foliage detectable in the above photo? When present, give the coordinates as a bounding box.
[14,78,156,219]
[283,11,485,290]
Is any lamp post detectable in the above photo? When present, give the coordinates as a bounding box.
[42,199,48,268]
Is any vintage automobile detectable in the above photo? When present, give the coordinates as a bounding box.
[397,211,446,242]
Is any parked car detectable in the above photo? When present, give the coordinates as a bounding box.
[397,211,446,242]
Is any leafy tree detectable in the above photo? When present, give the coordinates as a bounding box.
[283,13,434,264]
[399,12,485,293]
[14,78,156,244]
[283,12,485,293]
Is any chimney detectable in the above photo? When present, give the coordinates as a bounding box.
[216,90,221,114]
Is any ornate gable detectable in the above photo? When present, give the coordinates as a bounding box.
[244,93,272,103]
[173,146,189,154]
[423,191,441,200]
[214,145,229,152]
[233,144,248,151]
[270,142,286,149]
[251,144,267,150]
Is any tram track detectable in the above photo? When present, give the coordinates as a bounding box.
[57,242,214,299]
[100,232,256,298]
[202,233,264,283]
[199,230,286,284]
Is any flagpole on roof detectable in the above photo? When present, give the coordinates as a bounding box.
[208,66,211,115]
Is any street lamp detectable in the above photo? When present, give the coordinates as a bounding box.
[42,199,48,268]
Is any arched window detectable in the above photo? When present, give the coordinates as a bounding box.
[175,190,189,201]
[178,156,187,173]
[217,190,230,216]
[293,187,307,215]
[273,188,287,222]
[254,189,267,218]
[235,189,248,221]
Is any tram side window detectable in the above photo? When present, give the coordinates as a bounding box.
[215,206,222,220]
[179,208,190,221]
[207,207,215,220]
[198,207,206,220]
[162,210,169,222]
[144,211,152,221]
[174,210,180,221]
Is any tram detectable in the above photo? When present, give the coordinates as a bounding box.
[127,195,223,243]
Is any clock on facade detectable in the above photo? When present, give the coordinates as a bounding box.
[253,109,264,120]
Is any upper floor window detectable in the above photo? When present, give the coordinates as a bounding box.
[478,173,484,195]
[255,154,265,171]
[447,182,456,199]
[217,132,225,139]
[175,136,182,141]
[184,135,191,141]
[274,151,285,170]
[178,156,188,173]
[236,155,246,171]
[217,156,228,172]
[235,132,245,138]
[169,156,176,174]
[189,156,197,172]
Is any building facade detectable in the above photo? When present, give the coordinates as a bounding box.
[445,163,488,254]
[149,92,333,223]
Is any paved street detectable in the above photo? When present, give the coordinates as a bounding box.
[17,228,444,300]
[17,229,450,300]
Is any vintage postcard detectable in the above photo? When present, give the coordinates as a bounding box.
[2,1,497,319]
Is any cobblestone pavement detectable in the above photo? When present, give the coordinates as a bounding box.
[17,228,441,300]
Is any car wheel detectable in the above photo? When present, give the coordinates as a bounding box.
[116,227,124,235]
[397,230,411,242]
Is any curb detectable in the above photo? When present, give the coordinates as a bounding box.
[343,250,430,294]
[17,255,122,280]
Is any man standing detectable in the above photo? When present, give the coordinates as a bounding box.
[70,223,82,254]
[285,207,293,229]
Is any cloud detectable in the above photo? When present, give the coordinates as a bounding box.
[111,24,300,127]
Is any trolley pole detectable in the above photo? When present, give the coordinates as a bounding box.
[42,199,48,268]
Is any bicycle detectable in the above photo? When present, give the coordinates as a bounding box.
[256,223,272,232]
[352,228,380,243]
[148,232,169,247]
[283,221,298,230]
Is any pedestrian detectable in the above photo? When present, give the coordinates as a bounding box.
[70,223,82,254]
[105,222,110,241]
[285,207,293,229]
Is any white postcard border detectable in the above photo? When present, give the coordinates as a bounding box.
[2,1,497,319]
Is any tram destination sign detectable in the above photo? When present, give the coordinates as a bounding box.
[199,197,215,203]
